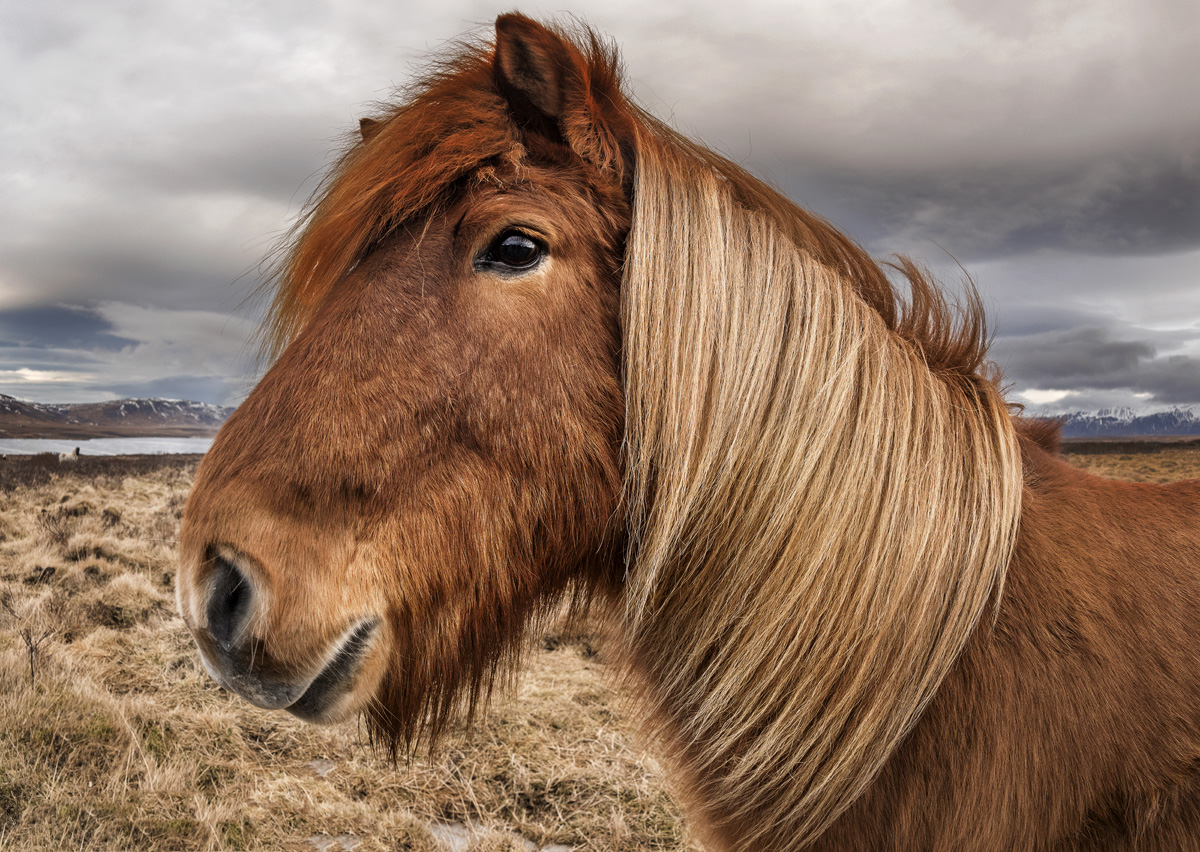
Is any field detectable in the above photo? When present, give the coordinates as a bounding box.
[2,443,1199,851]
[1059,439,1200,482]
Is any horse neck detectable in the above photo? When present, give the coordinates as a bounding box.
[618,142,1024,848]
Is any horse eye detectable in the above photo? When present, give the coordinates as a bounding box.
[480,231,545,271]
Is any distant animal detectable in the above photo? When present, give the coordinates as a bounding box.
[58,447,80,462]
[176,15,1200,851]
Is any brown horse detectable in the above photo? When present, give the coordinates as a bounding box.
[177,15,1200,851]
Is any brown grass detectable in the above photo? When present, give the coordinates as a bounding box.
[1060,440,1200,483]
[0,445,1193,850]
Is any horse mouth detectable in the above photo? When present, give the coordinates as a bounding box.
[286,619,381,722]
[194,616,381,722]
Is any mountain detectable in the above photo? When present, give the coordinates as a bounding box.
[1050,406,1200,438]
[0,395,234,438]
[7,392,1197,441]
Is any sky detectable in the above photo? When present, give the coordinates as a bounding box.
[1,0,1197,413]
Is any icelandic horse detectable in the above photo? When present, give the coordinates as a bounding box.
[177,15,1200,851]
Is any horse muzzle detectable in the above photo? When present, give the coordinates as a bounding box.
[184,546,385,723]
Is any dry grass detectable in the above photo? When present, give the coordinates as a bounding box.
[0,444,1196,851]
[1060,440,1200,483]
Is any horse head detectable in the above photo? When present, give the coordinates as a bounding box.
[178,15,632,743]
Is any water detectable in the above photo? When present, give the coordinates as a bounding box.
[0,437,213,456]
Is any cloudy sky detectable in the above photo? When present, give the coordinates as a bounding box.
[1,0,1197,413]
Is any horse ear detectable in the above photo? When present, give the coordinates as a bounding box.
[493,14,631,178]
[493,14,578,122]
[359,117,382,142]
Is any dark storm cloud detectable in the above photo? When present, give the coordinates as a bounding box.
[792,149,1200,262]
[998,327,1155,379]
[0,305,134,351]
[983,305,1107,339]
[994,326,1200,405]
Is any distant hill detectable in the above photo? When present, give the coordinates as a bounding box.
[1048,406,1200,438]
[7,393,1197,441]
[0,395,234,438]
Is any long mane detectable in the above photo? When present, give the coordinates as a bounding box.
[619,117,1024,847]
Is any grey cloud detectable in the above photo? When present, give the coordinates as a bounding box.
[636,0,1200,176]
[2,240,261,314]
[0,355,105,372]
[5,10,67,55]
[983,305,1109,339]
[0,185,284,313]
[997,327,1155,379]
[994,326,1200,405]
[967,249,1200,334]
[0,301,258,405]
[616,0,1200,266]
[1146,356,1200,404]
[1020,389,1165,414]
[126,112,343,202]
[783,149,1200,263]
[0,305,134,350]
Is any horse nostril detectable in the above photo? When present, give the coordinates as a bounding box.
[206,552,253,650]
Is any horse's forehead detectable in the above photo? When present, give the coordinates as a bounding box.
[466,159,592,203]
[451,157,625,232]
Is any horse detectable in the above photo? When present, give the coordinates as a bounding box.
[59,447,80,462]
[176,15,1200,851]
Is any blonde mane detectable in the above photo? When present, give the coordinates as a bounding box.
[619,119,1024,848]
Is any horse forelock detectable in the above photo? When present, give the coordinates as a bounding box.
[262,44,504,359]
[618,122,1025,849]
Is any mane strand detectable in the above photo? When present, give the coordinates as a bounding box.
[619,118,1024,850]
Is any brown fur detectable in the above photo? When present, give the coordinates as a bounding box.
[177,15,1200,851]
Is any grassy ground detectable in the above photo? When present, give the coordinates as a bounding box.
[1,444,1198,851]
[1060,440,1200,482]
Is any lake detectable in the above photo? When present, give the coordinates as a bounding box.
[0,437,213,456]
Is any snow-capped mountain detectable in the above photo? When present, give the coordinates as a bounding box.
[0,395,234,438]
[1051,406,1200,438]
